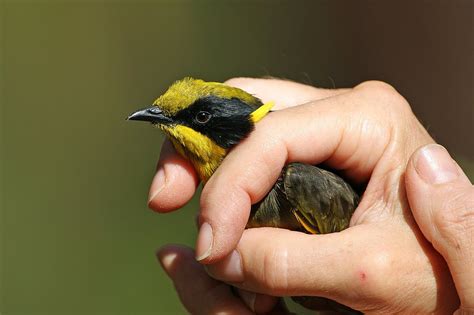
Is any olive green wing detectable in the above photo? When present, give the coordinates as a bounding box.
[247,162,361,314]
[283,163,359,234]
[247,176,303,231]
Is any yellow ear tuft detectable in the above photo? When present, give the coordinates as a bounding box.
[250,101,274,123]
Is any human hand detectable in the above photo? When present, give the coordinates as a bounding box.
[405,144,474,313]
[152,78,459,313]
[157,244,294,315]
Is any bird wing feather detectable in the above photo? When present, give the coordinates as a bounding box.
[247,175,303,231]
[283,163,359,234]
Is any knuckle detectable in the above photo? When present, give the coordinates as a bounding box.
[355,80,398,95]
[355,80,412,114]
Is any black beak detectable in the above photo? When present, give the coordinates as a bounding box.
[127,106,173,124]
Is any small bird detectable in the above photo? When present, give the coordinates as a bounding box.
[128,77,360,312]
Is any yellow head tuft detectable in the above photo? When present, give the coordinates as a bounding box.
[251,101,274,123]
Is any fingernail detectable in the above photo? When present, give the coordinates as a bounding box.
[157,250,178,275]
[239,290,256,312]
[195,222,213,261]
[415,144,459,184]
[148,168,166,205]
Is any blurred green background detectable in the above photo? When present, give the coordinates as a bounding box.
[1,1,473,314]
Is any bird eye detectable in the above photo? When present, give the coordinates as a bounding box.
[195,111,212,124]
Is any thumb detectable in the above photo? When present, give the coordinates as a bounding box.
[405,144,474,309]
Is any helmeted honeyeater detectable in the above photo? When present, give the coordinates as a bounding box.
[128,77,360,313]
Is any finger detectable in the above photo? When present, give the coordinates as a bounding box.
[157,244,253,315]
[149,77,343,212]
[236,289,280,314]
[405,144,474,308]
[207,225,459,314]
[196,83,396,262]
[205,227,369,308]
[148,139,199,212]
[225,77,350,109]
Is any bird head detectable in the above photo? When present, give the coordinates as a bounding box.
[128,77,274,181]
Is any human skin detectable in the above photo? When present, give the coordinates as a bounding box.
[405,144,474,313]
[151,78,460,314]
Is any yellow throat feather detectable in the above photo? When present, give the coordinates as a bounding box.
[161,100,274,182]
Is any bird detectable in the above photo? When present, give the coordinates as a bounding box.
[128,77,360,312]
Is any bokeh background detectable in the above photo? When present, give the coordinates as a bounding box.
[1,1,473,314]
